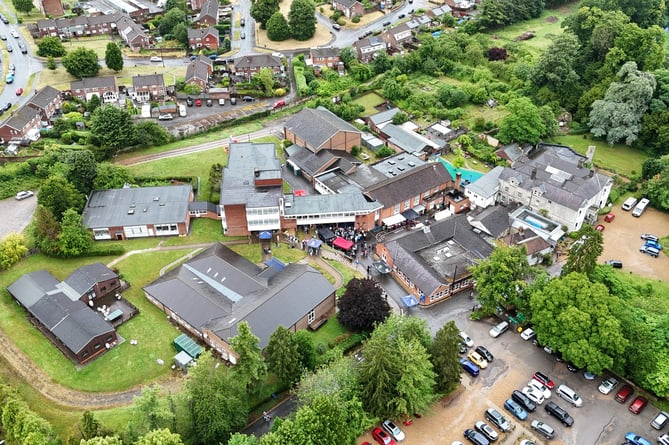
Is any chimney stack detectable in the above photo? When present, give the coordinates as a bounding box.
[455,171,462,190]
[254,168,260,178]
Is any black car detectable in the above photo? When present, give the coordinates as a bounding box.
[475,346,493,362]
[512,390,536,412]
[186,97,194,107]
[0,14,8,24]
[242,95,254,102]
[1,102,11,113]
[545,401,574,427]
[464,428,490,445]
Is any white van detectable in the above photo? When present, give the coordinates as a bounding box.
[557,384,583,407]
[632,198,650,217]
[622,197,638,211]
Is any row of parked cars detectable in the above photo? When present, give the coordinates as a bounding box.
[365,419,405,445]
[639,233,662,258]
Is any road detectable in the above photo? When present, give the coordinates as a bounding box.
[1,19,41,110]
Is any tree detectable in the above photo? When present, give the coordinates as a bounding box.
[563,226,603,276]
[105,42,123,72]
[172,22,188,46]
[31,205,61,256]
[428,321,462,393]
[0,233,28,270]
[295,330,317,372]
[530,33,582,109]
[80,437,123,445]
[358,315,436,418]
[159,7,186,36]
[65,149,97,194]
[12,0,33,13]
[589,61,656,145]
[58,209,92,257]
[529,272,628,374]
[86,94,102,113]
[125,386,175,442]
[265,325,302,386]
[134,121,170,147]
[62,47,100,78]
[228,433,258,445]
[251,0,279,29]
[229,321,267,391]
[93,163,134,189]
[136,429,184,445]
[297,356,359,406]
[79,411,103,440]
[186,352,248,445]
[47,56,56,70]
[164,0,186,12]
[253,67,275,97]
[497,97,546,144]
[38,176,85,221]
[266,11,290,41]
[337,278,390,332]
[37,36,66,57]
[288,0,316,41]
[89,106,137,156]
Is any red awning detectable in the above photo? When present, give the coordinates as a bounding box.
[294,189,306,196]
[332,237,354,251]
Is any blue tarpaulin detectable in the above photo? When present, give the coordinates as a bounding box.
[259,231,272,240]
[401,295,419,308]
[307,238,322,248]
[264,257,287,271]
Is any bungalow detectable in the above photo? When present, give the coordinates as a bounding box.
[188,26,219,50]
[185,56,214,90]
[26,86,62,123]
[233,54,283,80]
[143,243,337,362]
[132,73,166,102]
[331,0,364,18]
[70,76,119,103]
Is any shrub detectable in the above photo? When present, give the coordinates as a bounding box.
[352,16,360,23]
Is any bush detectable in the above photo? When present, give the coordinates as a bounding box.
[80,244,126,257]
[352,16,360,23]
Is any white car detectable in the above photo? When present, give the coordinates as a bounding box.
[459,332,473,347]
[10,29,19,38]
[15,190,34,200]
[489,321,509,338]
[150,56,162,62]
[381,419,405,442]
[522,385,545,405]
[520,327,535,340]
[527,379,551,399]
[598,376,619,394]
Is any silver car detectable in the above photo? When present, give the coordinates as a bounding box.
[381,419,405,442]
[598,376,619,394]
[531,420,555,439]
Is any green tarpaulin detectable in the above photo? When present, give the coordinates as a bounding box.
[173,333,202,358]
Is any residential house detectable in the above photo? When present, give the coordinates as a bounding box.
[351,36,388,62]
[500,227,552,266]
[34,0,64,17]
[495,142,530,166]
[0,106,42,143]
[233,54,283,80]
[375,214,493,306]
[508,206,565,246]
[464,166,504,209]
[132,73,166,102]
[32,14,117,38]
[70,76,119,103]
[143,243,337,362]
[466,204,512,238]
[188,26,219,50]
[117,15,150,50]
[497,143,612,232]
[445,0,476,17]
[382,23,412,50]
[427,5,453,21]
[310,47,341,70]
[195,0,219,27]
[26,86,62,123]
[185,57,214,90]
[82,185,194,240]
[7,264,122,364]
[219,142,283,236]
[331,0,364,18]
[188,0,207,12]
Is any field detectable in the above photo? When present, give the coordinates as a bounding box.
[352,92,387,115]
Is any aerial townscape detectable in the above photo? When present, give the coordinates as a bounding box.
[1,0,669,442]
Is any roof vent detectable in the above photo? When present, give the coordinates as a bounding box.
[408,161,415,167]
[398,156,405,160]
[388,160,396,165]
[388,170,394,175]
[153,196,160,201]
[127,209,135,214]
[397,166,405,171]
[143,208,148,212]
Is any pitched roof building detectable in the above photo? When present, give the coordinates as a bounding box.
[27,86,62,122]
[70,76,119,103]
[185,56,214,90]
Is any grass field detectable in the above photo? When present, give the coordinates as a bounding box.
[352,92,387,115]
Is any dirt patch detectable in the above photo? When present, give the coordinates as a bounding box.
[545,16,558,23]
[598,207,669,281]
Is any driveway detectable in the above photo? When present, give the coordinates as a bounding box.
[0,195,37,239]
[598,206,669,280]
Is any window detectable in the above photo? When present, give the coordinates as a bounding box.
[404,199,410,209]
[94,343,101,350]
[106,335,113,342]
[308,310,315,324]
[82,350,89,357]
[393,203,400,214]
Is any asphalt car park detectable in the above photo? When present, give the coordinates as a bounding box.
[0,194,37,239]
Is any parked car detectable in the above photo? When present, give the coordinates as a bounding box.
[474,346,493,362]
[372,427,396,445]
[272,100,286,109]
[240,31,246,39]
[641,234,659,242]
[604,260,623,268]
[218,98,226,106]
[644,240,663,250]
[604,212,615,222]
[519,441,536,445]
[381,420,405,442]
[0,102,11,113]
[186,97,194,106]
[467,351,488,369]
[150,56,162,62]
[615,384,634,403]
[15,87,22,95]
[533,372,555,390]
[463,429,489,445]
[624,432,652,445]
[484,408,510,432]
[0,13,8,23]
[10,29,18,38]
[158,114,173,120]
[474,421,498,442]
[459,332,473,347]
[206,99,213,107]
[242,95,255,102]
[530,420,555,439]
[6,44,11,52]
[195,98,202,107]
[521,386,545,405]
[640,245,660,257]
[489,321,509,338]
[629,396,648,414]
[332,23,341,30]
[15,190,34,200]
[398,13,406,18]
[504,398,528,420]
[659,434,669,445]
[512,390,536,412]
[598,376,619,395]
[651,411,669,430]
[0,33,6,40]
[520,327,536,341]
[556,384,583,407]
[527,379,552,399]
[460,358,480,377]
[595,224,605,231]
[8,63,15,72]
[544,401,574,426]
[18,42,26,53]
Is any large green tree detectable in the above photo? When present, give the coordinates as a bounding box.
[358,315,436,418]
[529,272,628,374]
[428,321,463,393]
[62,47,100,78]
[65,149,97,194]
[57,209,92,257]
[93,163,134,189]
[37,36,66,57]
[266,11,290,41]
[229,321,267,391]
[159,7,186,36]
[12,0,33,13]
[563,225,604,276]
[530,33,582,109]
[31,205,61,256]
[89,106,138,157]
[265,325,302,386]
[297,356,359,406]
[125,386,175,442]
[104,42,123,72]
[134,121,171,147]
[288,0,316,41]
[38,176,85,221]
[136,428,184,445]
[337,277,390,332]
[250,0,279,29]
[497,97,546,144]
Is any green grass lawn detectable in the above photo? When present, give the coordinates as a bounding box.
[324,257,364,296]
[308,317,347,348]
[352,92,387,115]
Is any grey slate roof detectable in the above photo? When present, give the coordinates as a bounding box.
[364,162,453,206]
[188,26,219,41]
[3,106,40,131]
[219,142,283,207]
[464,165,503,200]
[52,305,114,354]
[369,107,400,127]
[383,214,493,296]
[28,86,60,109]
[311,47,340,59]
[468,205,510,238]
[71,76,118,92]
[234,54,282,69]
[82,185,192,229]
[7,270,61,308]
[285,144,337,177]
[284,106,360,151]
[197,0,218,20]
[283,192,382,217]
[381,123,433,153]
[143,243,336,349]
[133,73,165,89]
[186,58,212,83]
[64,263,118,298]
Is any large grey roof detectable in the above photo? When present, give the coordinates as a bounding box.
[51,306,114,354]
[82,185,192,229]
[467,205,510,238]
[71,76,117,91]
[364,162,453,206]
[283,192,382,216]
[369,108,400,126]
[28,86,60,109]
[64,263,118,298]
[311,47,340,59]
[7,270,61,308]
[234,54,282,69]
[3,106,40,131]
[132,73,165,88]
[284,107,360,151]
[381,124,434,153]
[465,165,503,199]
[285,144,337,177]
[143,243,336,348]
[220,142,283,207]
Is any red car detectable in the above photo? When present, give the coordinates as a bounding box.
[372,427,396,445]
[195,98,202,106]
[595,224,605,231]
[604,212,615,222]
[533,371,555,390]
[629,396,648,414]
[615,384,634,403]
[15,87,23,95]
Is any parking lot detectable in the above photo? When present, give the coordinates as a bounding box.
[357,298,665,445]
[598,206,669,281]
[0,194,37,239]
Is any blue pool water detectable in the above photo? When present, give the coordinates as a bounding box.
[438,158,485,184]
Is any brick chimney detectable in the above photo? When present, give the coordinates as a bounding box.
[455,171,462,190]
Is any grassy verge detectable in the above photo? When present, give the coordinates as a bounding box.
[325,257,364,296]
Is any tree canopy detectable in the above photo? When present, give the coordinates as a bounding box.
[250,0,279,29]
[105,42,124,72]
[428,321,463,393]
[266,11,290,41]
[62,47,100,78]
[288,0,317,41]
[497,97,546,144]
[89,106,138,156]
[337,278,390,332]
[229,321,267,391]
[37,36,66,57]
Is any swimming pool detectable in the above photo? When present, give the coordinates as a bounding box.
[438,158,485,184]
